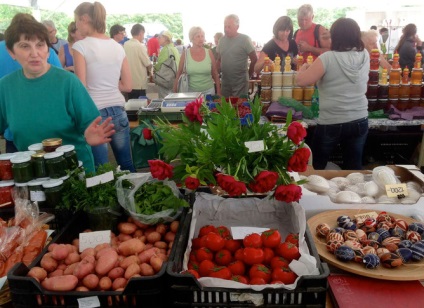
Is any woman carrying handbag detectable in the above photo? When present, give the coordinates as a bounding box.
[173,26,221,95]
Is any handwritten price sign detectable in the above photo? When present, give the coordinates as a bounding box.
[79,230,111,252]
[385,183,409,198]
[354,211,378,225]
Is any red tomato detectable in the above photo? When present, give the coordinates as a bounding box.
[189,251,197,262]
[209,266,232,280]
[199,235,208,247]
[270,256,289,269]
[198,259,215,277]
[204,233,226,252]
[188,260,199,271]
[250,277,267,285]
[243,233,262,248]
[276,242,300,261]
[271,266,297,284]
[182,269,200,279]
[263,247,275,265]
[234,248,245,261]
[243,247,265,265]
[231,275,249,284]
[214,249,232,266]
[192,237,202,250]
[196,247,213,262]
[249,264,271,283]
[285,233,299,247]
[198,225,218,237]
[227,260,245,275]
[225,239,242,253]
[261,229,282,248]
[216,226,231,239]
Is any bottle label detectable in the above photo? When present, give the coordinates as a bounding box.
[30,190,46,202]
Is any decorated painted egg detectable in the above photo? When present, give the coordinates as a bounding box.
[380,252,403,268]
[346,172,365,185]
[335,191,362,204]
[355,229,367,243]
[406,230,422,243]
[363,253,380,269]
[411,242,424,261]
[326,240,344,253]
[376,221,391,231]
[362,245,377,255]
[342,221,357,231]
[316,223,331,238]
[398,240,413,249]
[390,226,405,239]
[364,217,377,228]
[353,249,365,263]
[330,227,345,235]
[396,248,413,263]
[327,232,344,242]
[373,168,398,189]
[344,240,362,250]
[304,175,330,193]
[376,212,395,227]
[395,219,409,232]
[330,177,350,190]
[368,232,381,242]
[337,215,351,226]
[376,228,390,241]
[334,245,355,262]
[408,222,424,235]
[382,236,401,247]
[343,230,358,242]
[384,243,399,253]
[376,247,391,258]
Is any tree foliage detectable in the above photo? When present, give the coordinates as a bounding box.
[287,7,354,30]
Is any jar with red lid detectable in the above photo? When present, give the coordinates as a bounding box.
[0,180,14,208]
[0,153,15,181]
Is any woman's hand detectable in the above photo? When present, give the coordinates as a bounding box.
[84,116,115,146]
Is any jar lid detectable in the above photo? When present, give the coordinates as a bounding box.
[283,71,294,75]
[28,143,43,151]
[0,153,16,161]
[10,153,31,164]
[261,71,271,75]
[272,72,282,75]
[0,180,14,187]
[42,179,64,189]
[19,150,36,156]
[56,145,75,153]
[44,151,64,160]
[411,84,422,87]
[15,182,28,187]
[42,138,62,147]
[28,179,48,186]
[31,152,46,159]
[411,98,421,100]
[261,86,271,90]
[378,99,388,102]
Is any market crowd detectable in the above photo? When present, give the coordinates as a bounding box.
[0,2,423,172]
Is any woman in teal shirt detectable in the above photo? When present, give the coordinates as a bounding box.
[0,14,114,173]
[174,27,221,95]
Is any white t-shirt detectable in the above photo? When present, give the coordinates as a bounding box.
[73,37,126,110]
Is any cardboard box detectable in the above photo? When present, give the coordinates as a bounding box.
[299,165,424,220]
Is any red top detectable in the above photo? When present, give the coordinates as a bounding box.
[147,37,160,57]
[295,23,319,62]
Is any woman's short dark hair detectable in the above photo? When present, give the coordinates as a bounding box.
[5,14,50,51]
[273,16,294,40]
[330,17,364,52]
[67,21,77,43]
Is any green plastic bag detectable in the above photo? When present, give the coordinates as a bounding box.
[130,119,162,169]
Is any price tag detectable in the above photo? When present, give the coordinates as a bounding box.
[78,296,101,308]
[354,211,379,226]
[79,230,111,252]
[231,227,269,240]
[244,140,265,153]
[385,183,409,198]
[86,171,114,188]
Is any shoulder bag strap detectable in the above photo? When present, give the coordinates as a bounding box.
[183,49,188,74]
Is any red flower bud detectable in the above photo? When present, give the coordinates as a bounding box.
[185,98,203,123]
[274,184,302,203]
[185,176,200,190]
[287,122,307,145]
[248,171,279,193]
[288,147,310,172]
[148,159,174,180]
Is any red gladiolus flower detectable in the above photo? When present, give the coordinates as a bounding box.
[185,176,200,190]
[148,159,174,180]
[142,128,153,140]
[248,171,279,193]
[287,122,307,145]
[287,147,311,172]
[274,184,302,203]
[185,98,203,123]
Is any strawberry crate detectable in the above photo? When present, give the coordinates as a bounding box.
[7,208,190,308]
[166,193,329,307]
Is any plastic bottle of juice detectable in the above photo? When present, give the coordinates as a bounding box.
[311,87,319,118]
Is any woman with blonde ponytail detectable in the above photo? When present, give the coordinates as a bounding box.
[73,2,136,172]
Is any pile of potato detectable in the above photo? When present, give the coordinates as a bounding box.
[27,217,179,292]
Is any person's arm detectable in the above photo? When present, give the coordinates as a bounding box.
[119,57,132,93]
[379,54,392,71]
[173,51,186,92]
[73,50,87,86]
[295,57,325,87]
[248,50,258,79]
[58,45,66,68]
[209,49,221,95]
[254,51,267,75]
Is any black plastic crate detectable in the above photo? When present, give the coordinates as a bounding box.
[167,210,329,307]
[7,208,190,308]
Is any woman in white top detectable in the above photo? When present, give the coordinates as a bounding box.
[73,1,135,172]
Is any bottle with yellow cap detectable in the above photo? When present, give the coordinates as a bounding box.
[414,53,422,69]
[284,55,291,72]
[296,55,303,71]
[274,55,281,72]
[401,67,409,84]
[380,68,388,85]
[307,54,313,65]
[392,52,400,70]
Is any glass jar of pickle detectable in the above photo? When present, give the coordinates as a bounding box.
[28,179,47,207]
[0,180,14,208]
[56,145,78,171]
[0,153,15,181]
[31,152,47,179]
[28,143,44,153]
[42,179,64,208]
[42,138,63,153]
[44,151,67,179]
[260,72,272,88]
[11,153,34,183]
[260,87,272,102]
